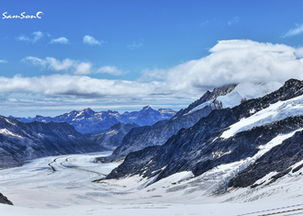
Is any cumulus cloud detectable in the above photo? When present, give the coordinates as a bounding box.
[22,56,92,75]
[83,35,102,46]
[0,59,7,63]
[50,37,69,44]
[144,40,303,94]
[74,62,92,75]
[17,31,44,43]
[96,66,124,76]
[283,23,303,37]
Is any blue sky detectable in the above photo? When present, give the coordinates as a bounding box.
[1,0,303,116]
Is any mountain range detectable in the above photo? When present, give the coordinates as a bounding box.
[14,106,176,134]
[105,79,303,194]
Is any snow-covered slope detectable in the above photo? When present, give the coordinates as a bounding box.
[221,94,303,138]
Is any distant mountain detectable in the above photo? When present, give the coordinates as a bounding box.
[90,123,138,150]
[105,79,303,194]
[14,106,176,134]
[118,106,176,126]
[99,84,238,162]
[0,116,102,168]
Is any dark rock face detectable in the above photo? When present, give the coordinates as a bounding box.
[173,84,237,117]
[229,129,303,188]
[107,116,303,180]
[14,107,176,134]
[0,193,13,205]
[106,79,303,189]
[0,116,103,168]
[91,123,138,150]
[100,84,237,162]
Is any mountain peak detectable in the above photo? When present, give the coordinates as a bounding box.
[82,108,95,113]
[142,105,153,111]
[284,78,303,88]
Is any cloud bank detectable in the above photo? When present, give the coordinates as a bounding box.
[3,39,303,116]
[155,40,303,92]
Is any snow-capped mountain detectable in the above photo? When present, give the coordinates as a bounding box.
[105,79,303,194]
[14,107,176,134]
[0,116,103,168]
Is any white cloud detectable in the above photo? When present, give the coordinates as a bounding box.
[22,57,123,76]
[96,66,124,76]
[74,62,92,75]
[283,23,303,37]
[83,35,102,46]
[17,35,29,41]
[17,31,44,43]
[50,37,69,44]
[0,59,7,63]
[22,57,92,75]
[295,47,303,58]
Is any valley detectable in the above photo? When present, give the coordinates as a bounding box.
[1,152,303,215]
